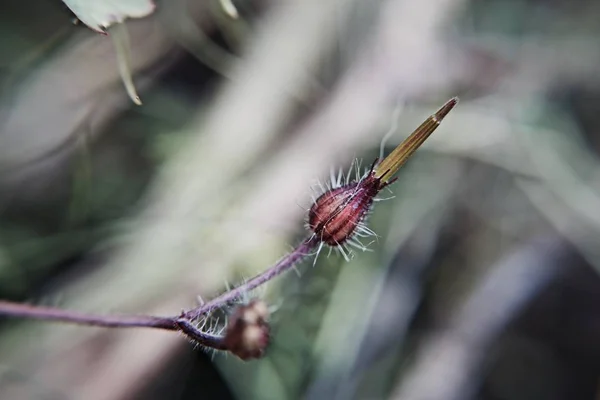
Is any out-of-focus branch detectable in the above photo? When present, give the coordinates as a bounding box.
[382,98,600,275]
[390,238,569,400]
[0,12,177,174]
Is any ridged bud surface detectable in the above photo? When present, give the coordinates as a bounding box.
[308,174,381,246]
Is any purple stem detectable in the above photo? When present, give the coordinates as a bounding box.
[0,300,177,330]
[0,236,319,350]
[0,300,228,349]
[176,319,227,350]
[183,236,319,320]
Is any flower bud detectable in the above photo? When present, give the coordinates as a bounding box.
[308,97,458,249]
[224,300,270,360]
[308,174,381,246]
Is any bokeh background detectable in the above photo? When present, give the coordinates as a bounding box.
[1,0,599,399]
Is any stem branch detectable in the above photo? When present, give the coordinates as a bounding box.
[0,237,318,353]
[184,236,318,320]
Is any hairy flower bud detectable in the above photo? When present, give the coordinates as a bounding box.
[308,97,458,250]
[308,173,382,246]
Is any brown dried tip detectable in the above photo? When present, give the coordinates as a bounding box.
[434,97,459,121]
[224,300,270,360]
[374,97,458,183]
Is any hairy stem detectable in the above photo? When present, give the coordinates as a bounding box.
[176,318,227,350]
[0,237,318,351]
[184,236,319,320]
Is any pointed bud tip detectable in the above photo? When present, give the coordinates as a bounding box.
[434,97,459,121]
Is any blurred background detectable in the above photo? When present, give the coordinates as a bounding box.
[1,0,599,399]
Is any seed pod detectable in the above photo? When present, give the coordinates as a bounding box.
[308,173,382,246]
[308,97,458,248]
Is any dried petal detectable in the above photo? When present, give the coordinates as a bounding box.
[224,300,270,360]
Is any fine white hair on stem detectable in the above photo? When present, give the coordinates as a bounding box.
[313,241,325,266]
